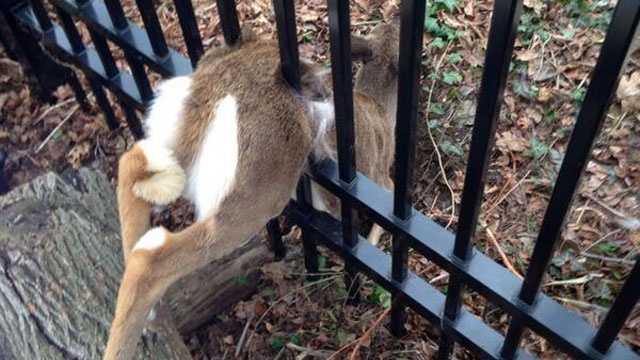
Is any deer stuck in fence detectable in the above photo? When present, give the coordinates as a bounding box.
[106,22,400,360]
[309,22,400,246]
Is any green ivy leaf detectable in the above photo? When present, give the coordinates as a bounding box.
[430,103,446,116]
[424,17,441,34]
[270,336,285,352]
[442,71,463,85]
[289,334,302,346]
[447,52,463,64]
[436,0,459,12]
[317,255,327,270]
[529,137,548,160]
[598,243,618,255]
[368,285,391,308]
[440,140,464,157]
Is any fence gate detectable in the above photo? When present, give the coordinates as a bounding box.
[1,0,639,359]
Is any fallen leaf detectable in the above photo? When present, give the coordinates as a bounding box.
[496,131,528,153]
[617,71,640,113]
[66,141,91,169]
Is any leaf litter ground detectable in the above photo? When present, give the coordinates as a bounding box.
[0,0,639,358]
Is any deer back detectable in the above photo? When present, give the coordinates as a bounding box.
[144,35,322,222]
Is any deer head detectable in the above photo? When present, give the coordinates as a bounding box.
[351,22,401,119]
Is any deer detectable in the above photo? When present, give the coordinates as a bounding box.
[105,22,400,360]
[310,22,400,246]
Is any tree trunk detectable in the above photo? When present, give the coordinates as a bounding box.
[0,169,273,359]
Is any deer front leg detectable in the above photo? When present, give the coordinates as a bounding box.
[367,224,385,246]
[117,140,186,261]
[367,177,394,246]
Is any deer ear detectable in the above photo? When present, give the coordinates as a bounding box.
[351,35,373,62]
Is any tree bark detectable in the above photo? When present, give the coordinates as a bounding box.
[0,169,272,359]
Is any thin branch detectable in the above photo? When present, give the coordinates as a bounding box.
[35,105,79,153]
[485,226,523,279]
[425,42,456,229]
[34,98,75,125]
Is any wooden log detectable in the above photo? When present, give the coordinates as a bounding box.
[0,169,273,359]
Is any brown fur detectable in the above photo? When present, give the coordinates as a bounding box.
[105,34,316,359]
[316,23,400,223]
[117,145,152,262]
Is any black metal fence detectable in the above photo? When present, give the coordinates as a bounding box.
[1,0,639,359]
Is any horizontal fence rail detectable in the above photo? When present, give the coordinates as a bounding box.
[1,0,639,359]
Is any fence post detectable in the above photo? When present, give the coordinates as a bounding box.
[0,0,72,103]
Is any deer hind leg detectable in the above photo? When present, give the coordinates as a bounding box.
[117,140,186,261]
[104,217,248,360]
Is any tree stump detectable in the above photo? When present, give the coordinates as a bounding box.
[0,169,273,359]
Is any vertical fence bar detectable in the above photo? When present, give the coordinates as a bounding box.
[500,1,640,358]
[273,0,300,90]
[591,258,640,354]
[87,74,119,129]
[297,176,319,276]
[54,6,91,111]
[134,0,169,57]
[55,6,84,53]
[104,0,129,30]
[390,0,427,336]
[88,29,119,78]
[28,0,53,31]
[438,0,523,358]
[1,0,68,102]
[266,218,286,260]
[327,0,360,302]
[216,0,240,45]
[120,99,144,139]
[270,0,303,269]
[173,0,204,67]
[123,50,154,101]
[53,5,119,128]
[327,0,355,186]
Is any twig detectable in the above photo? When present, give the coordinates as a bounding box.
[581,229,622,254]
[235,313,254,357]
[285,343,333,358]
[326,307,392,360]
[34,98,75,125]
[581,252,636,266]
[424,42,456,229]
[544,273,602,287]
[582,193,629,220]
[554,297,608,313]
[273,347,286,360]
[35,105,79,153]
[483,170,531,217]
[582,194,640,230]
[485,226,523,279]
[428,271,449,284]
[349,307,391,360]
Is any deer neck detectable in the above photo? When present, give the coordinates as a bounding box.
[354,68,398,121]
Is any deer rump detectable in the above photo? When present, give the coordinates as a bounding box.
[106,23,399,360]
